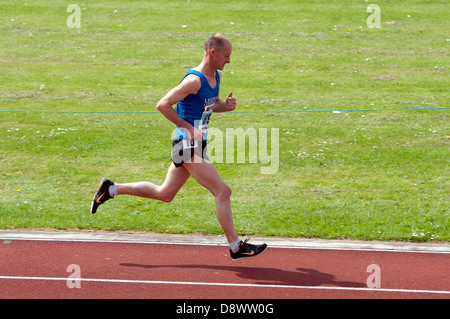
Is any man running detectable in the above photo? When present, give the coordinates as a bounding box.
[90,33,267,260]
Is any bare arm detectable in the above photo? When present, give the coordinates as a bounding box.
[212,71,236,113]
[213,91,236,113]
[155,75,203,141]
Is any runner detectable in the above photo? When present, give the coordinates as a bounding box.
[90,33,267,260]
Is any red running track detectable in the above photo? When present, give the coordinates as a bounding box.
[0,238,449,299]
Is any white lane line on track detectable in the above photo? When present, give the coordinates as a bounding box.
[0,275,449,295]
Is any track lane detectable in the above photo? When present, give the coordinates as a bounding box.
[0,239,449,299]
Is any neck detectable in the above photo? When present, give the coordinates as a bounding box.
[195,59,216,78]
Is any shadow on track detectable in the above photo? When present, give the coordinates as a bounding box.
[120,263,365,288]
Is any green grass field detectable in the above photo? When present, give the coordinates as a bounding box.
[1,0,448,242]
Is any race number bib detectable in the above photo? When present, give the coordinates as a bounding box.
[182,139,199,149]
[199,102,215,137]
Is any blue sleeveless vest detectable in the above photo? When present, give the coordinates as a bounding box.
[174,69,220,141]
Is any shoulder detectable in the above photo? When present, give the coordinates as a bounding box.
[178,73,202,95]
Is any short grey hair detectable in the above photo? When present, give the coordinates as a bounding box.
[204,33,226,52]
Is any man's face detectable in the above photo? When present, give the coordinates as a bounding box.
[212,42,232,70]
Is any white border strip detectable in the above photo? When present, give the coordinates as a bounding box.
[0,275,449,295]
[1,230,449,254]
[2,236,449,254]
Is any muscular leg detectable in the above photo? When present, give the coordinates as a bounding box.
[117,163,190,202]
[114,155,239,243]
[183,156,239,243]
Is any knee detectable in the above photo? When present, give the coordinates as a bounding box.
[216,185,232,201]
[160,194,175,203]
[157,189,177,203]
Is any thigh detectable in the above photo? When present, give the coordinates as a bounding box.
[160,162,191,194]
[183,155,228,196]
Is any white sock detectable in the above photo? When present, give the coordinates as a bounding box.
[229,238,241,253]
[108,183,118,197]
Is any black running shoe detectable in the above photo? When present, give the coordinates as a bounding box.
[90,178,114,214]
[230,238,267,260]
